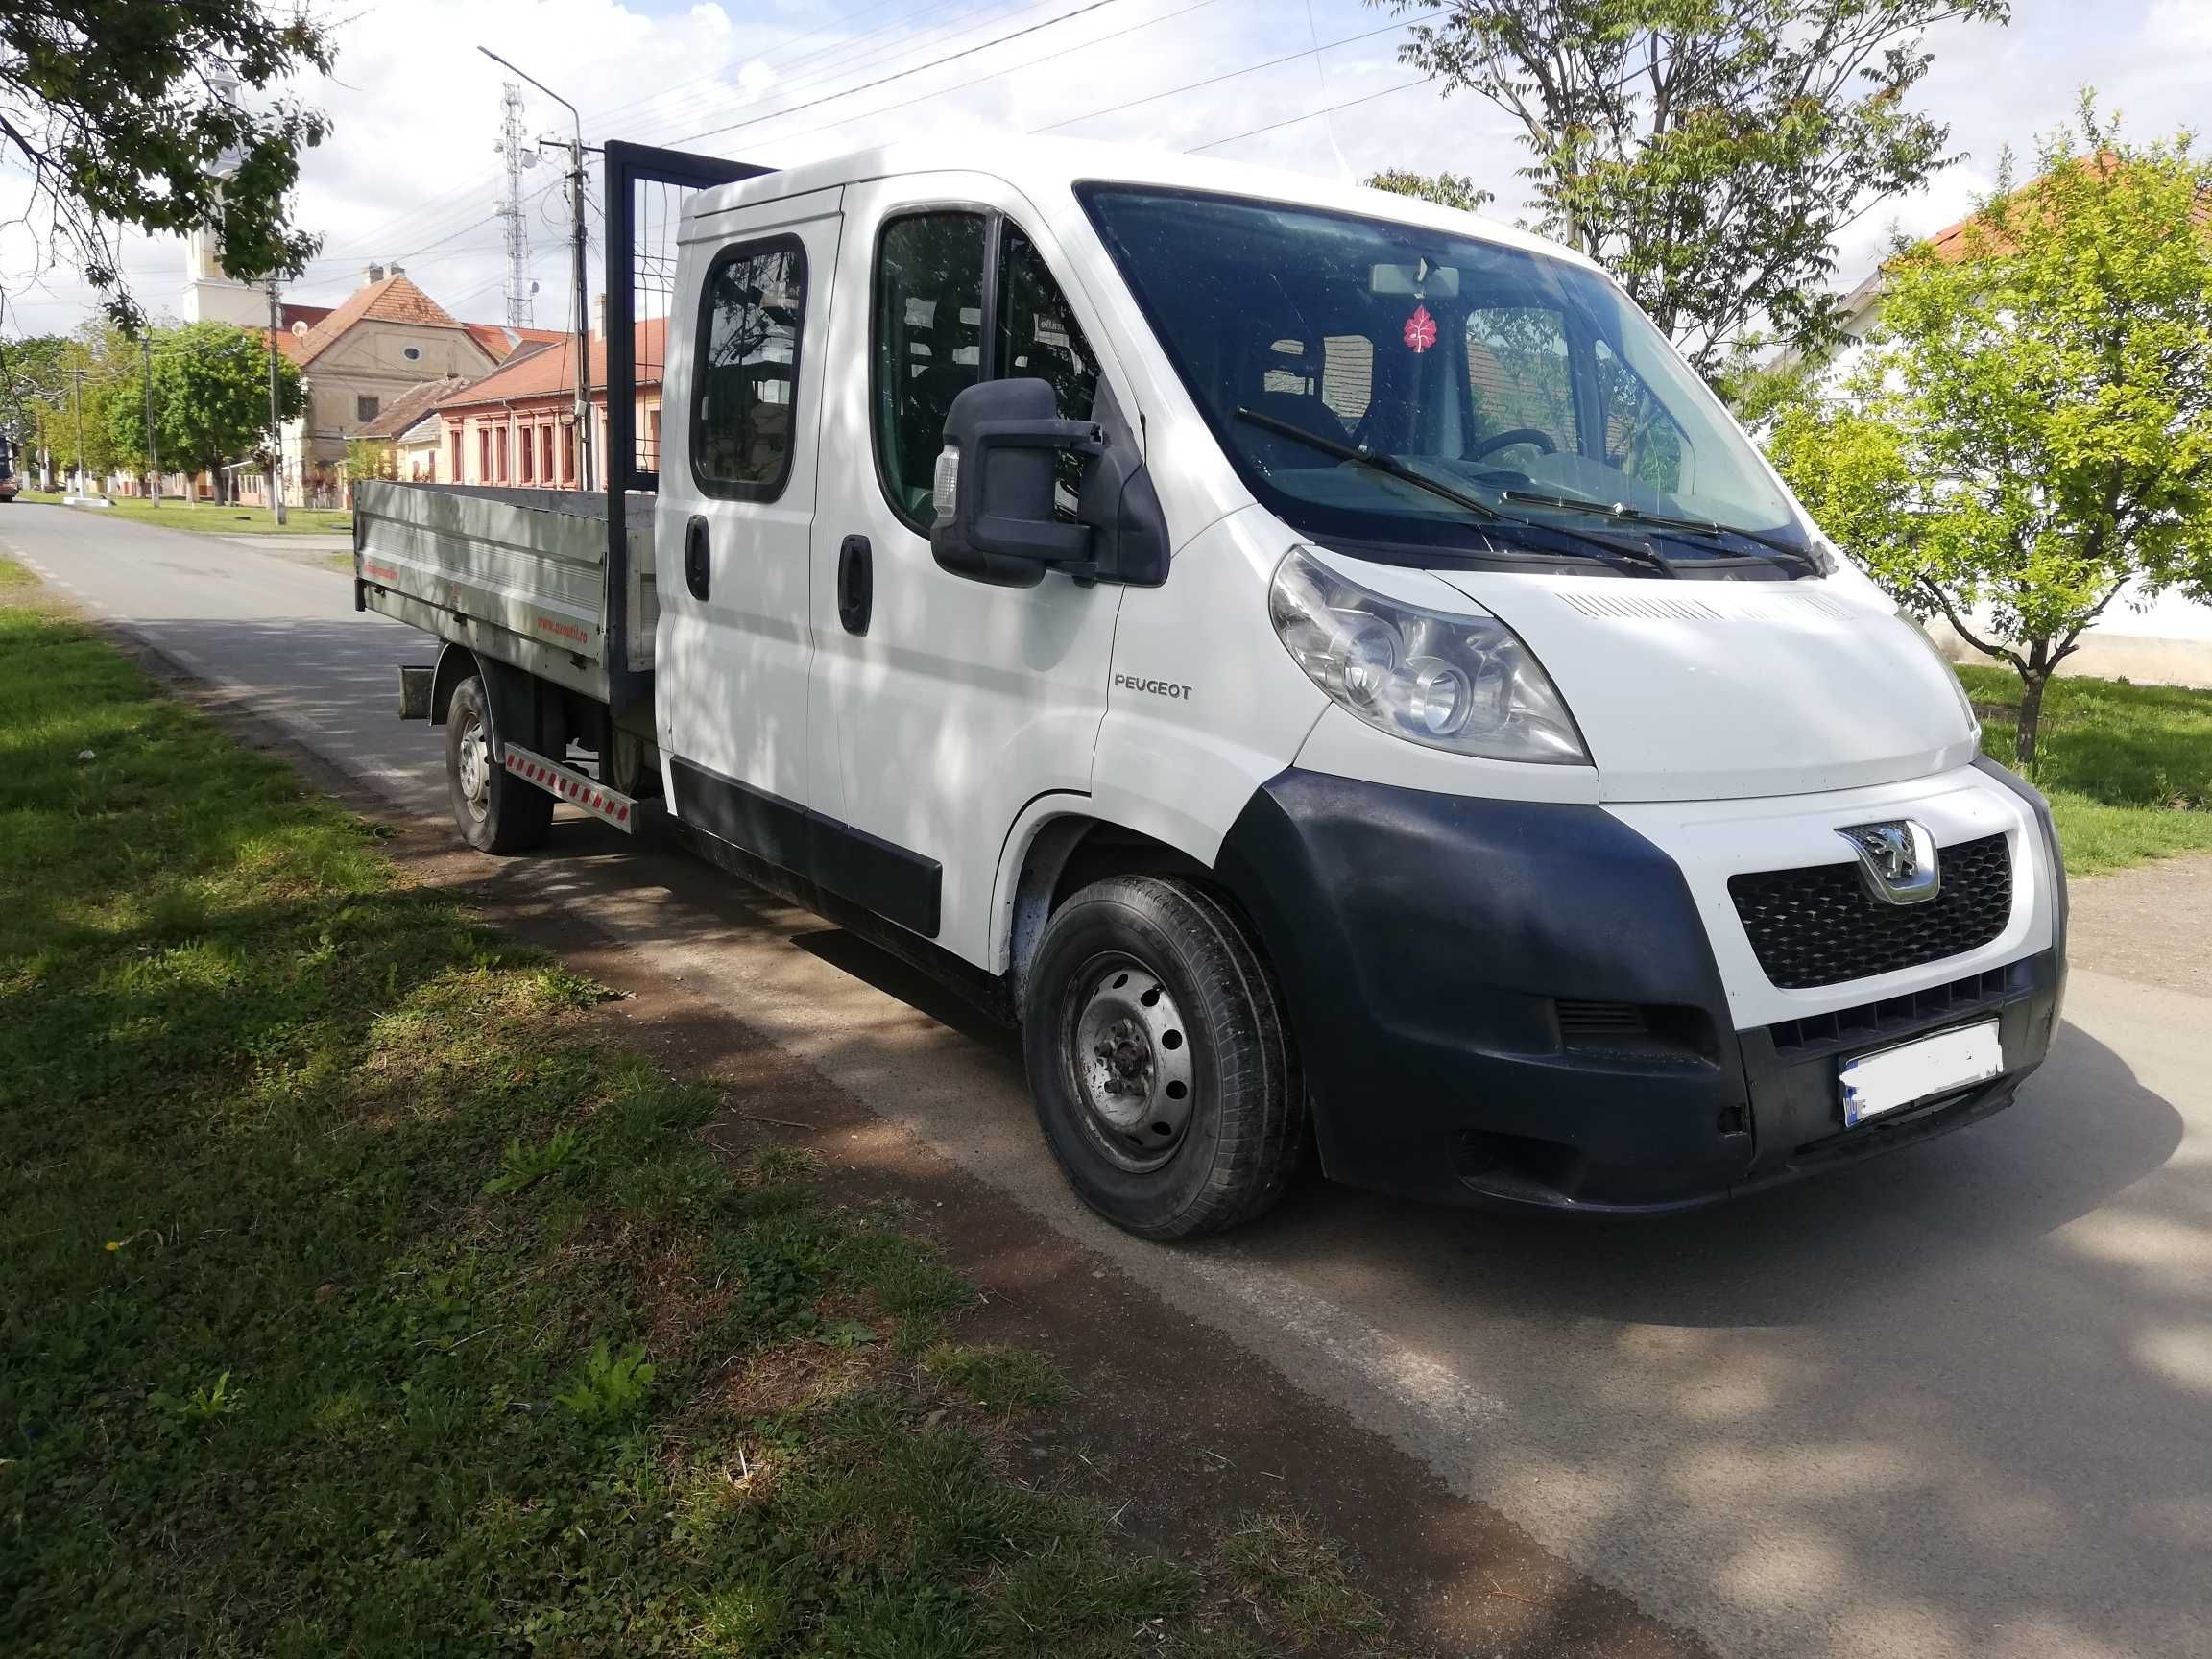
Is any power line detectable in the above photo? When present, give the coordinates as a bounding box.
[1032,12,1435,134]
[672,0,1129,147]
[599,0,1029,149]
[582,0,918,132]
[307,0,1035,275]
[1185,74,1435,153]
[745,0,1230,153]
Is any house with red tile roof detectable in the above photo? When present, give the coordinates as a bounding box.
[230,261,564,504]
[427,318,668,491]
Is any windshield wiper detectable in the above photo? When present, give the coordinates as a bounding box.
[1500,491,1820,573]
[1231,407,1678,578]
[1230,406,1690,579]
[1233,407,1503,521]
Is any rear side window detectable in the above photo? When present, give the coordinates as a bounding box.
[873,212,987,525]
[692,238,806,498]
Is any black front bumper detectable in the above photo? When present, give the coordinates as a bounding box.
[1211,769,2062,1214]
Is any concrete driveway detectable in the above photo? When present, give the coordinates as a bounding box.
[6,501,2207,1659]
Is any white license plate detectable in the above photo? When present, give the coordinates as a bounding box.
[1839,1021,2005,1127]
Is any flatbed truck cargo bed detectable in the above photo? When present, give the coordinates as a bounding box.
[353,481,656,708]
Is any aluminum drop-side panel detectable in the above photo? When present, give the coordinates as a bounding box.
[355,482,613,662]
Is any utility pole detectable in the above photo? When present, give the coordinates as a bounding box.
[141,333,160,506]
[494,83,537,328]
[566,134,594,493]
[477,48,592,493]
[72,365,84,494]
[265,277,287,524]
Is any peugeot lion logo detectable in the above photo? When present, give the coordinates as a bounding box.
[1837,820,1941,905]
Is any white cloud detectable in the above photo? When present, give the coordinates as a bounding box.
[2,0,2205,337]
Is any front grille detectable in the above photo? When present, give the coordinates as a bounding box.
[1729,833,2012,990]
[1765,960,2029,1055]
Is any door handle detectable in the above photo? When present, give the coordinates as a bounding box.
[685,515,710,602]
[837,534,873,636]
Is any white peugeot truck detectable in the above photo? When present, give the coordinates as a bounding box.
[357,137,2066,1238]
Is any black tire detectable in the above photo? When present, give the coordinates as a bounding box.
[445,675,552,854]
[1024,875,1305,1238]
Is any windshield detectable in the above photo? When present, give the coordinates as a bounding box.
[1079,186,1809,565]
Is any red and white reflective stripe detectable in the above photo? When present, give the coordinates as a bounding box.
[500,743,637,831]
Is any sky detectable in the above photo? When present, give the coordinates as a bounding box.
[2,0,2208,340]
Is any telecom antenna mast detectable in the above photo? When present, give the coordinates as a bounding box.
[494,82,536,328]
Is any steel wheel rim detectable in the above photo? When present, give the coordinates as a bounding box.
[456,709,491,820]
[1063,952,1196,1173]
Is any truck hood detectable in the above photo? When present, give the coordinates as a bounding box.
[1430,570,1982,803]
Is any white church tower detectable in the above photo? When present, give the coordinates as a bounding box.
[180,66,276,327]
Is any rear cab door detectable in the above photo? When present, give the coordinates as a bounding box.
[656,186,843,850]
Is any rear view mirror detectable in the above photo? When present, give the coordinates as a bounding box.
[930,378,1099,587]
[1371,261,1459,298]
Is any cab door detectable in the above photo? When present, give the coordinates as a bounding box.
[809,179,1125,967]
[656,190,842,858]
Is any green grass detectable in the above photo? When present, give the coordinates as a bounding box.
[33,493,354,536]
[0,580,1388,1657]
[1958,664,2212,876]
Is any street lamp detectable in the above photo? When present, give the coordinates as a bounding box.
[476,46,593,493]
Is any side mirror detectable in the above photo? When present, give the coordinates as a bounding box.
[930,377,1101,587]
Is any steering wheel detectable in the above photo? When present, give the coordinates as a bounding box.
[1469,427,1556,461]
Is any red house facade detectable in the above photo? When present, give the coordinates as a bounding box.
[428,319,667,490]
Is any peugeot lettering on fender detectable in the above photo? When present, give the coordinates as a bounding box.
[1837,820,1941,905]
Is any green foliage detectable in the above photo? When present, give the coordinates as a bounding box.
[554,1340,657,1423]
[923,1341,1068,1411]
[146,1370,243,1421]
[2,3,332,329]
[1363,167,1493,212]
[149,319,303,493]
[346,436,397,483]
[1770,100,2212,764]
[482,1128,579,1194]
[1372,0,2008,385]
[2,322,137,481]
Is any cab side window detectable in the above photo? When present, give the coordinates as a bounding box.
[873,211,1102,529]
[693,238,806,497]
[998,226,1099,519]
[874,213,987,525]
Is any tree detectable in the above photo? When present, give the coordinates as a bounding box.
[345,437,397,484]
[1364,168,1494,213]
[6,322,135,485]
[148,322,302,505]
[2,3,332,328]
[1768,102,2212,769]
[1367,0,2007,391]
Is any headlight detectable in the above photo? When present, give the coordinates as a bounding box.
[1269,546,1587,763]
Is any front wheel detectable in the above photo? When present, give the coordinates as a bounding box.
[1024,875,1305,1238]
[445,675,552,854]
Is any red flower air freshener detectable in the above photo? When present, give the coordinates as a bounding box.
[1403,303,1438,353]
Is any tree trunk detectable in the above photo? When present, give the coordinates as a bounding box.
[2014,670,2049,772]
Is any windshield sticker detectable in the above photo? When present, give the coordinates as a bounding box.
[1403,304,1437,354]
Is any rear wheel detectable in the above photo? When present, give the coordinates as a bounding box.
[445,675,552,854]
[1024,875,1304,1238]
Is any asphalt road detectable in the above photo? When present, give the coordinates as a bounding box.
[8,502,2208,1659]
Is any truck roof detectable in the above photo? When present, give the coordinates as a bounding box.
[683,135,1599,275]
